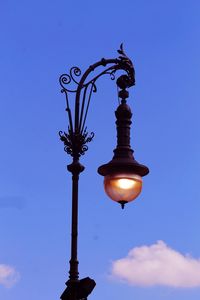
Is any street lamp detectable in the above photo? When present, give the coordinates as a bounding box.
[59,45,149,300]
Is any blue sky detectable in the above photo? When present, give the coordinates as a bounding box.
[1,0,200,299]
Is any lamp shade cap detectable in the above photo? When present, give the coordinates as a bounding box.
[98,158,149,177]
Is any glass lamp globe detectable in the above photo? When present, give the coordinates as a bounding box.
[103,173,142,208]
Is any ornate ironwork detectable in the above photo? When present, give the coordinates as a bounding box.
[59,44,135,160]
[59,129,94,159]
[59,67,82,93]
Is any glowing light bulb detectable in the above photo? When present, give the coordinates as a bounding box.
[104,173,142,204]
[117,178,136,189]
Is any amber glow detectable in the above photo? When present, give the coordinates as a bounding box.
[117,178,136,189]
[104,173,142,203]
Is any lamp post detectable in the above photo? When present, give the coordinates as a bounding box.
[59,45,149,300]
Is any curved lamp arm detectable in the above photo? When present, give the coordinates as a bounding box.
[59,44,135,160]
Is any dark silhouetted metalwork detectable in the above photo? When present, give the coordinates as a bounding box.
[59,44,148,299]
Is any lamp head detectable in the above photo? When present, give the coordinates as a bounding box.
[98,94,149,208]
[98,158,148,208]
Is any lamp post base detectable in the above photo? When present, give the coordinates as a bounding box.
[61,277,96,300]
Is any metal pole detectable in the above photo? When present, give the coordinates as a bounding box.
[67,160,84,281]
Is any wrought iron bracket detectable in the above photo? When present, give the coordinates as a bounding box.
[59,44,135,160]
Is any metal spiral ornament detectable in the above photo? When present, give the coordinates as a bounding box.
[59,66,82,93]
[70,67,82,85]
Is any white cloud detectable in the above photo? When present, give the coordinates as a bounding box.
[111,240,200,288]
[0,264,20,288]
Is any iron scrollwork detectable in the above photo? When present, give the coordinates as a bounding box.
[59,67,82,93]
[59,44,135,159]
[59,129,94,159]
